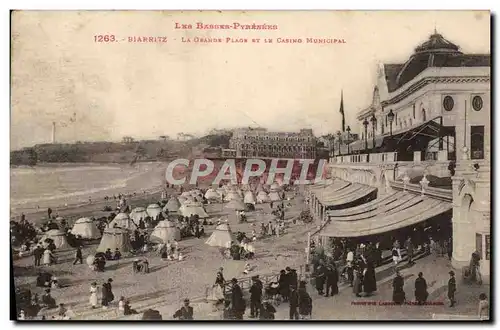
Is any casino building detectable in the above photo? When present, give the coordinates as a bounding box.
[306,32,491,281]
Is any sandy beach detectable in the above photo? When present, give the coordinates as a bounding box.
[12,190,313,320]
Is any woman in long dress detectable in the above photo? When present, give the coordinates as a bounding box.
[42,249,52,266]
[89,282,98,309]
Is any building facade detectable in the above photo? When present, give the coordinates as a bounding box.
[322,32,490,281]
[223,127,317,159]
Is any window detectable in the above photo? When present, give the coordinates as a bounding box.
[381,122,384,134]
[413,104,416,119]
[422,109,426,122]
[471,125,485,159]
[443,96,454,111]
[472,95,483,111]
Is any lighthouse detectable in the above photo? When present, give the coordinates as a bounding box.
[51,122,56,143]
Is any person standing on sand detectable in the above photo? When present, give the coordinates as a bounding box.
[173,299,193,320]
[414,272,428,305]
[47,208,52,219]
[33,245,43,267]
[448,271,456,307]
[73,246,83,265]
[42,249,53,266]
[89,282,98,309]
[101,278,114,309]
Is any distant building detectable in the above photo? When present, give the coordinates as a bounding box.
[122,136,134,143]
[222,127,317,159]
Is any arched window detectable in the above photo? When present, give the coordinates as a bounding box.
[422,108,427,122]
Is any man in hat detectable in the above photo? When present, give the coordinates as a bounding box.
[249,275,263,318]
[173,298,194,320]
[230,278,246,319]
[448,271,456,307]
[101,278,114,309]
[288,284,299,320]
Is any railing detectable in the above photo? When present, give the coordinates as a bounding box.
[389,180,453,202]
[332,152,398,164]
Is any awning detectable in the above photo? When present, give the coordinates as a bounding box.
[317,184,377,207]
[349,136,385,153]
[312,180,353,204]
[319,192,452,237]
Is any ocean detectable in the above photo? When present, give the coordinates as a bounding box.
[10,162,167,214]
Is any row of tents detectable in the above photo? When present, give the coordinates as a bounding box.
[38,219,182,254]
[41,220,233,254]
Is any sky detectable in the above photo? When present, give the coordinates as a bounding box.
[10,10,490,150]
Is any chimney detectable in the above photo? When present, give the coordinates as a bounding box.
[52,122,56,143]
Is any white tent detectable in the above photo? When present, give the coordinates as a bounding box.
[130,207,148,222]
[268,191,282,202]
[97,227,132,253]
[224,191,240,202]
[243,191,256,205]
[270,183,281,192]
[149,220,181,243]
[216,187,226,196]
[205,223,235,248]
[224,198,246,211]
[204,188,220,201]
[235,189,244,198]
[146,204,162,219]
[164,196,181,213]
[108,212,137,230]
[180,195,195,204]
[71,217,101,240]
[179,203,209,218]
[41,229,70,249]
[256,190,270,203]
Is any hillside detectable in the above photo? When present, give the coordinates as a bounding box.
[10,132,233,166]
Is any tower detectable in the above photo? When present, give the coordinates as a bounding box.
[51,122,56,143]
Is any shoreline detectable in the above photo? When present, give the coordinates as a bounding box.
[10,162,169,221]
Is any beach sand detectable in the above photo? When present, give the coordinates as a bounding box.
[12,190,313,320]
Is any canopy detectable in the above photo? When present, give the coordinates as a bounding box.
[205,189,220,201]
[224,191,240,202]
[224,198,246,211]
[149,220,181,243]
[71,217,101,240]
[205,223,235,248]
[146,204,162,219]
[97,227,132,253]
[179,203,209,218]
[315,183,377,208]
[41,229,70,249]
[268,191,282,202]
[108,213,137,230]
[270,183,281,192]
[130,207,149,222]
[243,191,256,205]
[256,190,270,203]
[320,192,452,237]
[164,196,181,213]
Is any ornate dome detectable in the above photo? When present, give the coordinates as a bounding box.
[414,32,461,54]
[396,31,462,87]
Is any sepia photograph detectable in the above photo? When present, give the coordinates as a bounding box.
[9,10,491,321]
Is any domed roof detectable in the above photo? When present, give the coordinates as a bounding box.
[396,31,462,88]
[414,32,460,54]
